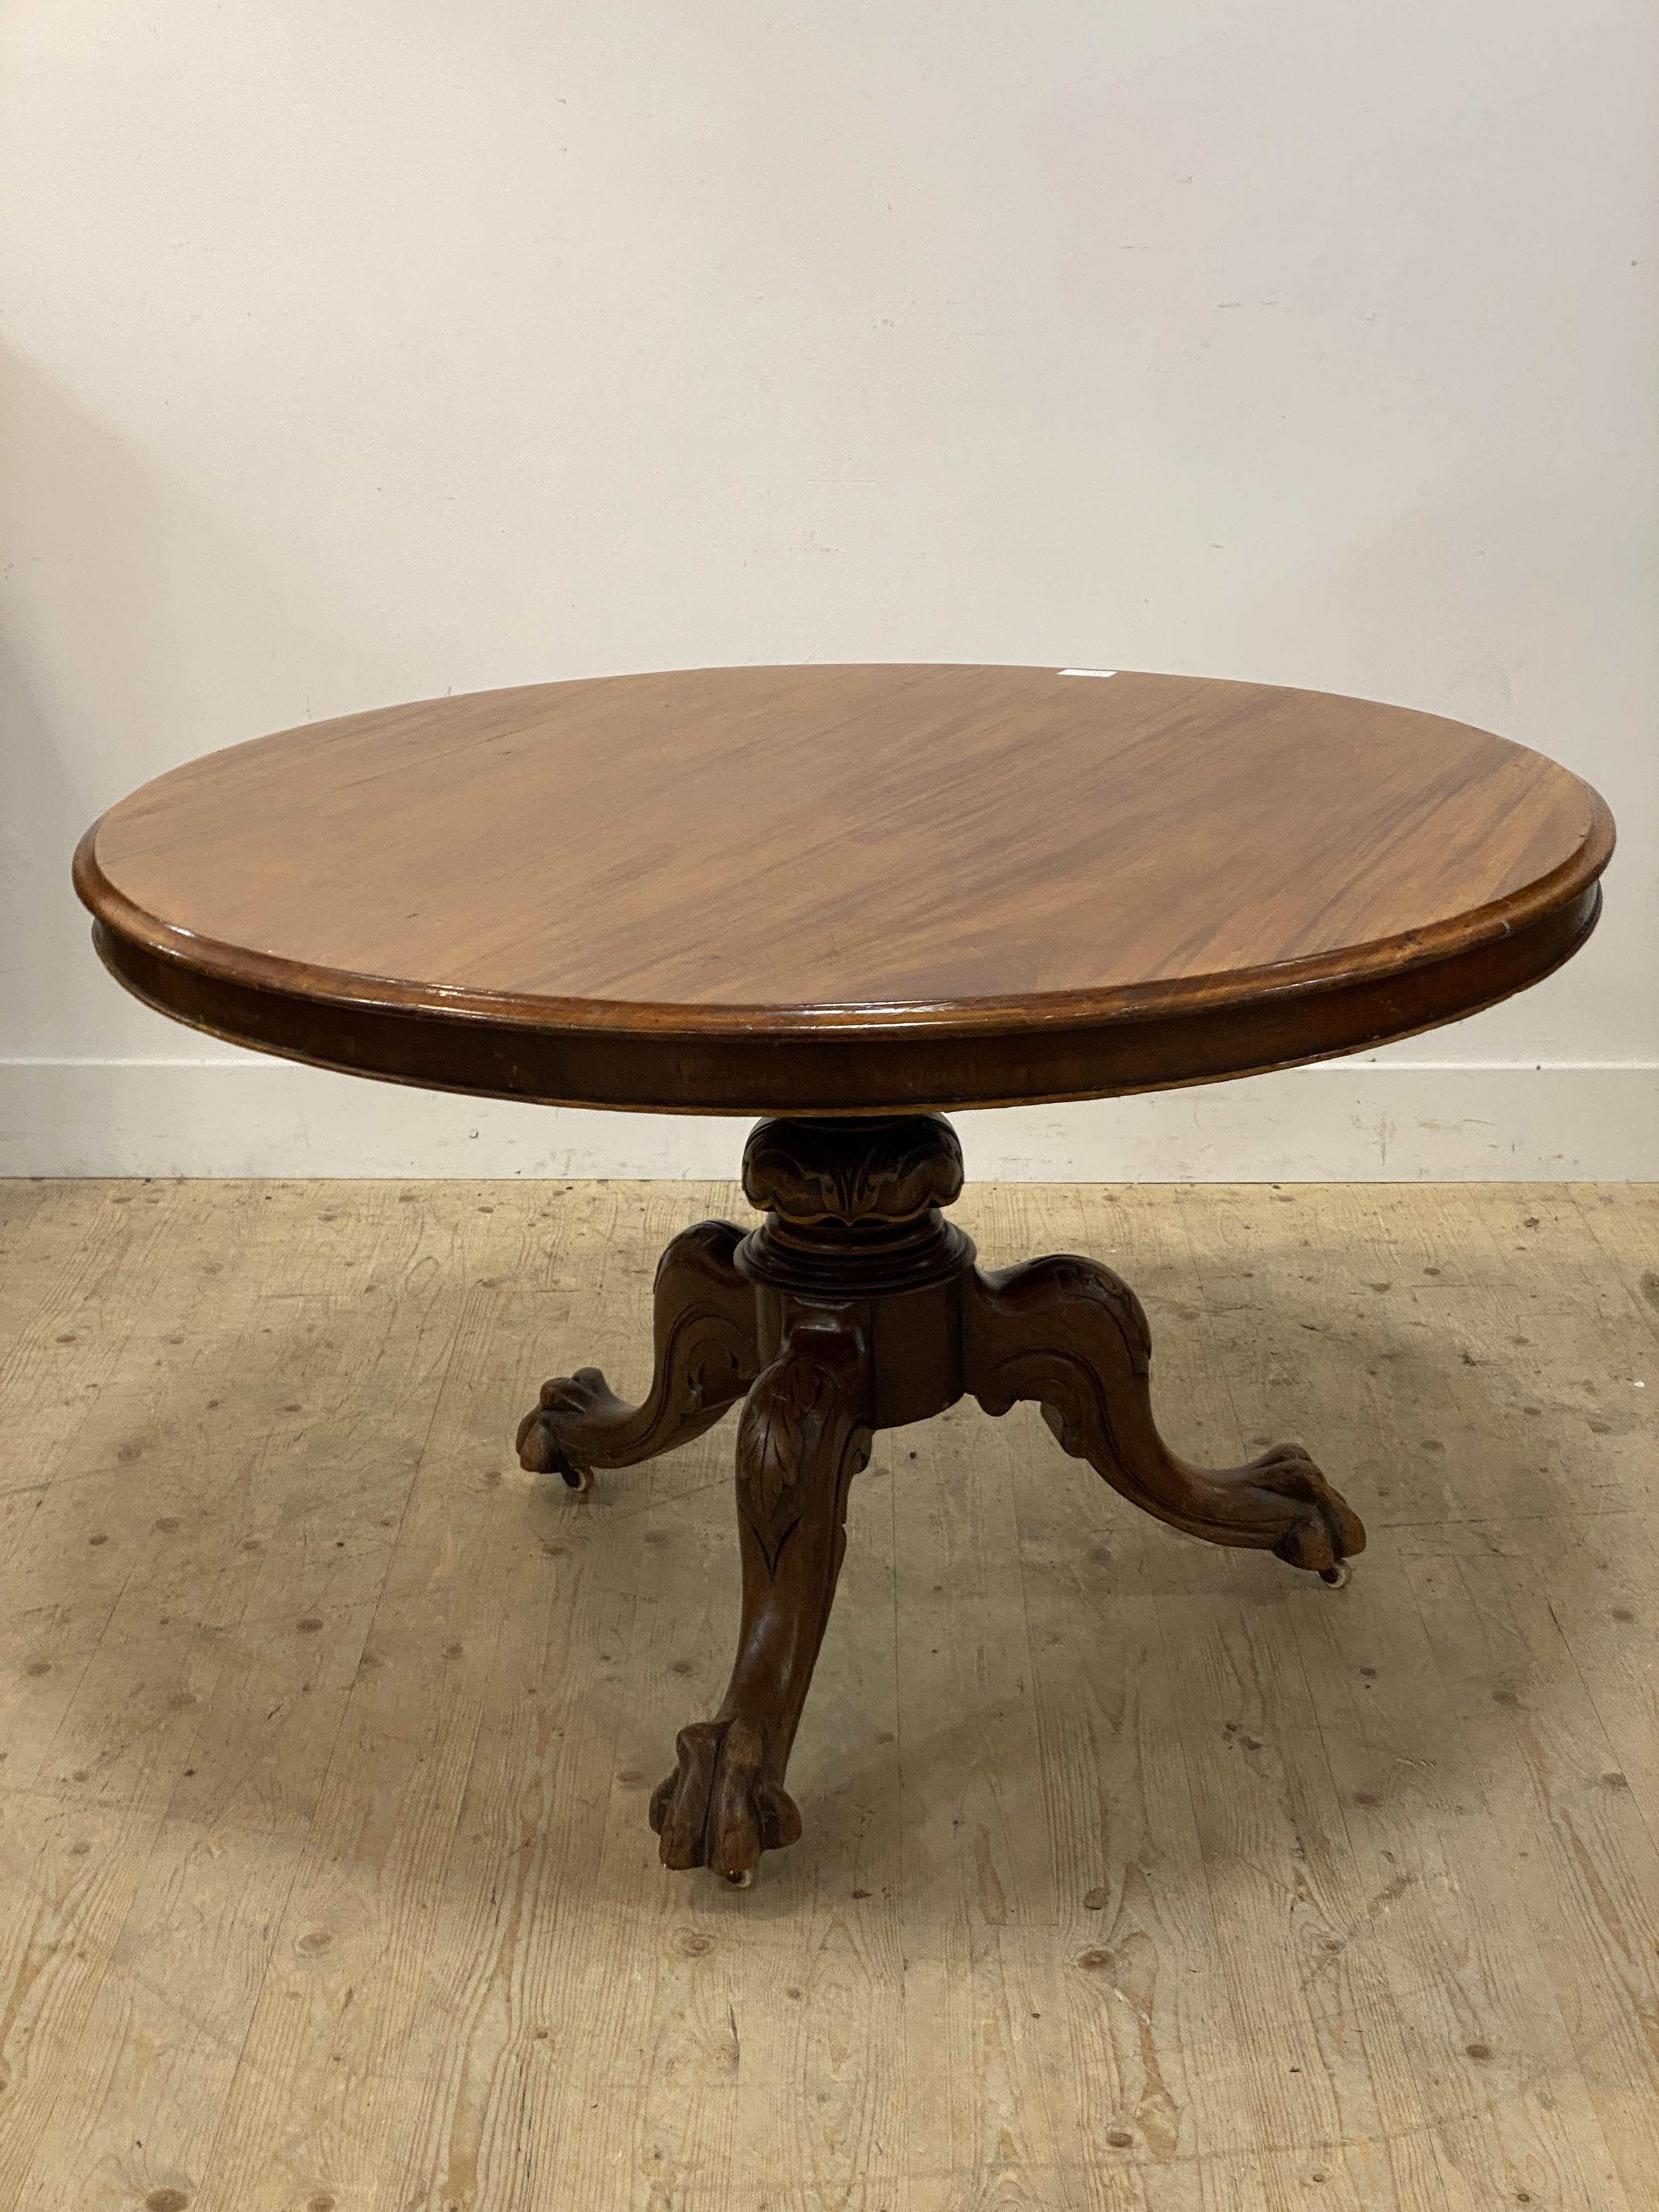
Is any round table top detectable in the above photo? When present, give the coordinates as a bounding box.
[75,664,1613,1116]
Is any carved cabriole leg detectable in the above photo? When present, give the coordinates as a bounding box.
[643,1113,970,1882]
[516,1219,758,1487]
[515,1113,1366,1890]
[964,1256,1366,1576]
[650,1309,873,1884]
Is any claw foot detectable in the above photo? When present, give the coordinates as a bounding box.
[648,1717,802,1881]
[1245,1441,1366,1574]
[516,1367,613,1482]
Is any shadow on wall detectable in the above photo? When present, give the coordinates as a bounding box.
[0,343,402,1061]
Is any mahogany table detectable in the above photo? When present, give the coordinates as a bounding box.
[75,665,1615,1886]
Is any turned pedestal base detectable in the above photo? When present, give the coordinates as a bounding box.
[516,1115,1366,1886]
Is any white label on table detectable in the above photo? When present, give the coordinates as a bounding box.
[1058,667,1117,678]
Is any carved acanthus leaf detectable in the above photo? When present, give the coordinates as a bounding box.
[744,1352,820,1522]
[743,1114,964,1226]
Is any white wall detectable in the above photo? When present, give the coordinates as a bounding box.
[3,3,1655,1180]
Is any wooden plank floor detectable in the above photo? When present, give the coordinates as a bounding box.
[1,1177,1655,2212]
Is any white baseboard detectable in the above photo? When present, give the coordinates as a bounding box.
[1,1057,1654,1180]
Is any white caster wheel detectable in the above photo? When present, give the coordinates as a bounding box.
[1319,1560,1353,1590]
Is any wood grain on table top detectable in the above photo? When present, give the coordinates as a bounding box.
[77,665,1611,1031]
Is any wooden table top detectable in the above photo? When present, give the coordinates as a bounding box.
[75,665,1613,1115]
